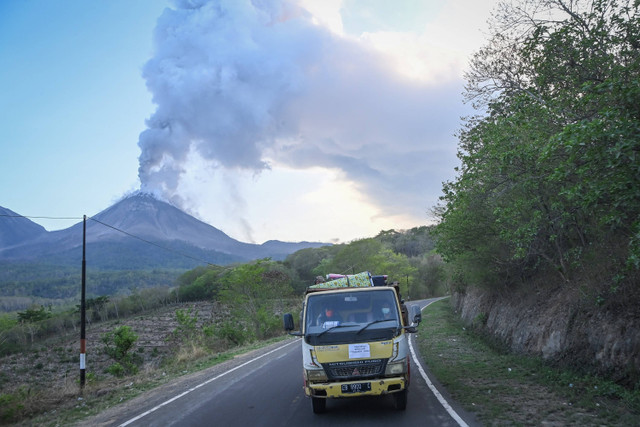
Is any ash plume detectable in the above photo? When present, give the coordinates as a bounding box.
[137,0,461,218]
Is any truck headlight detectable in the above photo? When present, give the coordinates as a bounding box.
[385,360,407,376]
[305,368,328,381]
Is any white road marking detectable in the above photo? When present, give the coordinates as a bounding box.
[408,299,469,427]
[118,339,299,426]
[120,300,467,426]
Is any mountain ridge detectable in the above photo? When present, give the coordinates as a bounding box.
[0,206,48,248]
[0,193,329,269]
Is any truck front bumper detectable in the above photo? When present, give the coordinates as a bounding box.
[305,377,407,399]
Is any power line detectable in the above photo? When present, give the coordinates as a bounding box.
[87,217,217,266]
[0,214,83,221]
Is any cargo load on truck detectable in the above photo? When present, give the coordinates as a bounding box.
[283,271,422,413]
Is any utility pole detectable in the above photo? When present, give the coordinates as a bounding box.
[80,215,86,389]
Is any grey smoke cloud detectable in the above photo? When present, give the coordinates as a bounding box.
[138,0,463,220]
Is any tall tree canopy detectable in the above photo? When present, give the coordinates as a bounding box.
[436,0,640,287]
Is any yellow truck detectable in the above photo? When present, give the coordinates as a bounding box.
[283,272,422,413]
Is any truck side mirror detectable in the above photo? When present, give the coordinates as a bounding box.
[283,313,295,331]
[283,313,303,336]
[410,305,422,325]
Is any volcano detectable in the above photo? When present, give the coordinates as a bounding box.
[0,193,328,269]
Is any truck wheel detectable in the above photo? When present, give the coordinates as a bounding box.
[393,390,407,410]
[311,397,326,414]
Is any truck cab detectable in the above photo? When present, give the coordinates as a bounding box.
[283,272,421,413]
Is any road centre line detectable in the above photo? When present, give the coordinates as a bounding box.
[408,299,469,427]
[118,339,299,427]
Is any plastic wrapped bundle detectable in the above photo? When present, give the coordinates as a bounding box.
[309,271,372,288]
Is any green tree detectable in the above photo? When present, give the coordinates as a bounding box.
[436,0,640,288]
[376,227,436,257]
[409,254,447,298]
[17,305,51,323]
[312,238,386,275]
[218,260,292,340]
[0,314,18,351]
[176,266,226,301]
[285,245,342,292]
[308,238,419,296]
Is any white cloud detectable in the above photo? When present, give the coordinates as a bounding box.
[298,0,345,34]
[135,0,497,242]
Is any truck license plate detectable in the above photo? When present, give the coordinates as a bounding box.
[341,382,371,393]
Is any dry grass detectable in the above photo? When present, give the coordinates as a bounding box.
[0,299,295,425]
[174,342,209,364]
[0,302,215,424]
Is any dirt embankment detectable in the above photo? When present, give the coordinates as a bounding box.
[451,285,640,383]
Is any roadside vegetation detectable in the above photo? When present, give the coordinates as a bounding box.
[1,219,638,424]
[428,0,640,408]
[417,298,639,425]
[0,226,445,424]
[434,0,639,300]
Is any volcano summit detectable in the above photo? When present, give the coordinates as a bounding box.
[0,193,328,269]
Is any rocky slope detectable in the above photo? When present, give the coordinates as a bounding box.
[451,285,640,383]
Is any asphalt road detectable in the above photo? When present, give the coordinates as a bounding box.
[85,299,477,427]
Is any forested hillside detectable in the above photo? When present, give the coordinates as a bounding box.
[176,226,445,301]
[435,0,639,295]
[434,0,639,381]
[0,263,181,311]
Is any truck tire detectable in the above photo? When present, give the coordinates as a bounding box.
[312,397,326,413]
[393,389,407,410]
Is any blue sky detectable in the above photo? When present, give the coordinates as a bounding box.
[1,0,498,244]
[1,0,165,230]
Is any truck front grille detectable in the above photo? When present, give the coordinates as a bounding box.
[323,359,387,380]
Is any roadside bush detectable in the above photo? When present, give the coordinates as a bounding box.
[173,308,199,342]
[214,321,252,347]
[105,362,127,377]
[102,325,142,376]
[0,387,30,424]
[255,307,281,339]
[0,392,20,423]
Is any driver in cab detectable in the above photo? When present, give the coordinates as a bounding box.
[317,304,342,327]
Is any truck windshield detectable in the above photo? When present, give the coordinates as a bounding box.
[304,289,400,345]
